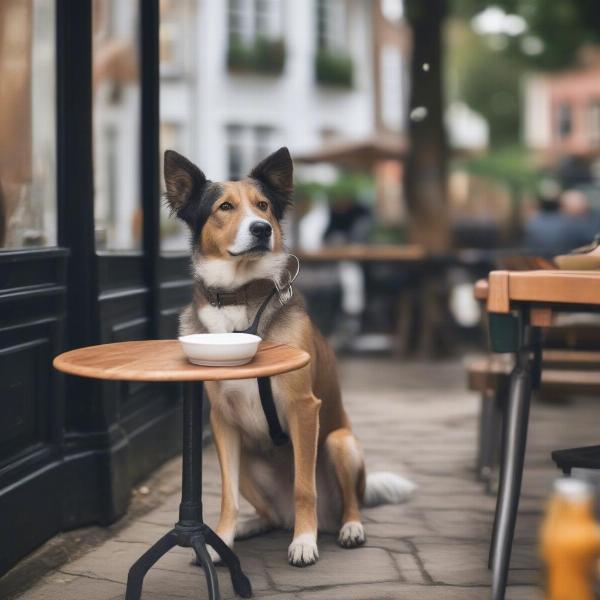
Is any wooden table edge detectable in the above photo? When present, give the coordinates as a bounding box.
[485,269,600,314]
[53,340,311,382]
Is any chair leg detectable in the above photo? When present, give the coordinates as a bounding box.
[488,380,509,566]
[478,390,502,484]
[491,350,533,600]
[125,530,178,600]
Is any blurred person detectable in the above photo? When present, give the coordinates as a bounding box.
[560,189,599,249]
[323,195,372,245]
[524,189,598,258]
[323,195,373,348]
[557,155,592,190]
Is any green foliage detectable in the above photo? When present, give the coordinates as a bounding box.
[448,0,600,147]
[315,50,354,88]
[369,224,407,244]
[454,0,600,71]
[455,145,540,191]
[295,174,374,205]
[227,37,285,75]
[461,41,521,145]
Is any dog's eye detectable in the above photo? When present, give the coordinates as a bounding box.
[257,201,269,212]
[219,202,234,211]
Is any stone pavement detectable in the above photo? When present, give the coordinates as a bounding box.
[7,357,600,600]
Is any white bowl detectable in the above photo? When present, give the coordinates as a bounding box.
[178,333,262,367]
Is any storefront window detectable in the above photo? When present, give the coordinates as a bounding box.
[159,0,196,252]
[0,0,56,249]
[93,0,142,251]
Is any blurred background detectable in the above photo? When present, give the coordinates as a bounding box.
[3,1,600,595]
[4,0,600,356]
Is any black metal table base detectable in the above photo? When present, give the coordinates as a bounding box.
[124,382,252,600]
[125,522,251,600]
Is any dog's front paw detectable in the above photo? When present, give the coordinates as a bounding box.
[288,534,319,567]
[338,521,366,548]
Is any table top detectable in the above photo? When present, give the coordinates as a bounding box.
[53,340,311,382]
[487,269,600,313]
[294,244,426,262]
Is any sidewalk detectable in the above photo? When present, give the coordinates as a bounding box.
[7,357,599,600]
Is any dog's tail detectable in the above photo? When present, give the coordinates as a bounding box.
[363,471,416,508]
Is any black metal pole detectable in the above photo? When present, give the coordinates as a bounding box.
[56,0,98,349]
[140,0,161,339]
[179,382,203,523]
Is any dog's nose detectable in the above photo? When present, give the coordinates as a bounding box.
[250,221,272,240]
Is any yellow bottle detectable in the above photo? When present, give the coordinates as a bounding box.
[540,478,600,600]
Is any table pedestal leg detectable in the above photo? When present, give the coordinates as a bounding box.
[124,382,252,600]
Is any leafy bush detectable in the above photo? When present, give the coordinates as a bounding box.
[295,174,374,205]
[315,50,353,88]
[457,145,540,191]
[227,37,285,76]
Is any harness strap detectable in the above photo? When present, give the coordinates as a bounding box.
[257,377,289,446]
[235,287,290,446]
[240,287,278,336]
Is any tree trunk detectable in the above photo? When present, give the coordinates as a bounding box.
[404,0,450,250]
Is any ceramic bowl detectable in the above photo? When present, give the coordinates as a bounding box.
[179,333,261,367]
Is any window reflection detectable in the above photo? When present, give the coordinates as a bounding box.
[159,0,196,252]
[93,0,141,251]
[0,0,56,249]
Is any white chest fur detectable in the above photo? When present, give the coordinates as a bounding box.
[214,379,268,441]
[211,377,289,446]
[197,304,250,333]
[197,304,288,445]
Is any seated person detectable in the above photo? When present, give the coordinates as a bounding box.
[524,189,599,258]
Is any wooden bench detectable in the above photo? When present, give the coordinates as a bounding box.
[468,350,600,491]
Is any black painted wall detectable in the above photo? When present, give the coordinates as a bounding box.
[0,0,193,575]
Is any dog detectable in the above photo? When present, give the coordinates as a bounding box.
[164,147,414,567]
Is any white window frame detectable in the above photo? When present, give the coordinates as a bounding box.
[317,0,347,52]
[380,45,405,132]
[228,0,282,44]
[226,124,277,180]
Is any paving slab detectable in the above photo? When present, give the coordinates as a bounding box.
[9,356,592,600]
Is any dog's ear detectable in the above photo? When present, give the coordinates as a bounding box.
[163,150,208,221]
[249,147,293,218]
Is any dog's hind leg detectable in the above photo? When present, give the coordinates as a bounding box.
[235,515,275,540]
[208,409,241,563]
[325,428,367,548]
[236,463,278,540]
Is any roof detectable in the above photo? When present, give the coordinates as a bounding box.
[294,134,406,169]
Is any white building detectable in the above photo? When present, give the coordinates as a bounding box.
[159,0,411,247]
[161,0,378,181]
[93,0,408,249]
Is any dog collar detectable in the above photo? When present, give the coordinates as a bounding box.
[199,279,276,309]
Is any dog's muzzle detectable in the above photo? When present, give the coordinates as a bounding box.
[250,221,272,241]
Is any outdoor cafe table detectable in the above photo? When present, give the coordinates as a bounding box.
[53,340,311,600]
[294,243,426,263]
[480,270,600,600]
[295,244,436,354]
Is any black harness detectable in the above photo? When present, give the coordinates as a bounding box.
[233,287,290,447]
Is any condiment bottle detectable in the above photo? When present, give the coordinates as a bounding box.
[540,478,600,600]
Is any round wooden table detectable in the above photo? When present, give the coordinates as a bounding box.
[53,340,310,600]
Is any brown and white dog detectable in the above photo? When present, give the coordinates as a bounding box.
[164,147,414,568]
